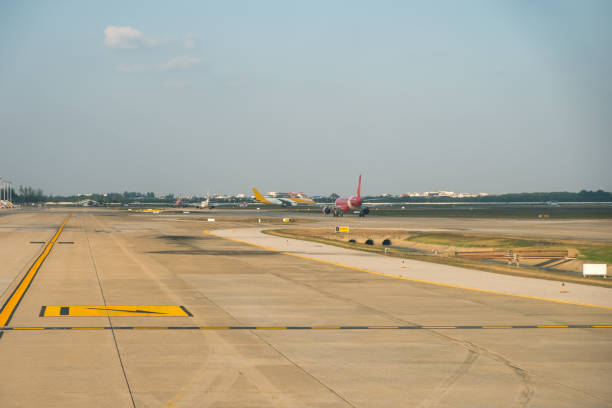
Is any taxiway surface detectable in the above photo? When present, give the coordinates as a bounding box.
[0,209,610,407]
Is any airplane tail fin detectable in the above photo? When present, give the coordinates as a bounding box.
[252,188,272,204]
[357,175,362,198]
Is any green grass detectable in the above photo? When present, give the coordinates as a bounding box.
[406,232,612,264]
[367,205,612,219]
[576,245,612,264]
[406,233,555,248]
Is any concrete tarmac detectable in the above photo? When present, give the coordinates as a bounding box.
[0,209,611,407]
[212,228,612,309]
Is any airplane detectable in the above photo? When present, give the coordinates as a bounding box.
[199,192,215,209]
[77,199,99,207]
[252,188,315,207]
[322,175,369,217]
[173,192,214,209]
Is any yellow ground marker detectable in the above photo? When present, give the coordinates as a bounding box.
[41,305,192,317]
[0,215,71,326]
[204,230,612,311]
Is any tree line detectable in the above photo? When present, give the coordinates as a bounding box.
[8,186,612,204]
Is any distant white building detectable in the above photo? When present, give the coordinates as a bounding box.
[399,191,489,198]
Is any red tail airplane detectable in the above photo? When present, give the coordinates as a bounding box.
[323,175,369,217]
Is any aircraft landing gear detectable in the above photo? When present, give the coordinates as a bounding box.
[358,206,370,217]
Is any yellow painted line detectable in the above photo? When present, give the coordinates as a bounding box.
[256,327,286,330]
[166,391,185,407]
[1,325,611,331]
[0,215,70,326]
[205,231,612,311]
[368,326,399,329]
[423,326,457,329]
[42,305,191,317]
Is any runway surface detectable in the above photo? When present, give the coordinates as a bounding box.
[212,228,612,309]
[0,209,611,407]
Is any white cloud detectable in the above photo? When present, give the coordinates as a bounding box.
[160,56,201,71]
[184,33,197,49]
[104,26,156,49]
[115,64,151,73]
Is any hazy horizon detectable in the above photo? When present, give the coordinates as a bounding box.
[2,1,611,196]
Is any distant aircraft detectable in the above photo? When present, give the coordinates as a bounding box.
[77,199,98,207]
[199,192,215,209]
[174,192,214,209]
[323,175,369,217]
[252,188,315,207]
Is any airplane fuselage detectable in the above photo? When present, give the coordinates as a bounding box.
[334,195,362,212]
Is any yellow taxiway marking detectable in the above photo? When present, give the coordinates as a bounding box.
[204,230,612,311]
[1,325,611,331]
[41,305,192,317]
[13,327,44,330]
[0,215,71,326]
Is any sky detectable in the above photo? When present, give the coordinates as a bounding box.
[1,0,611,196]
